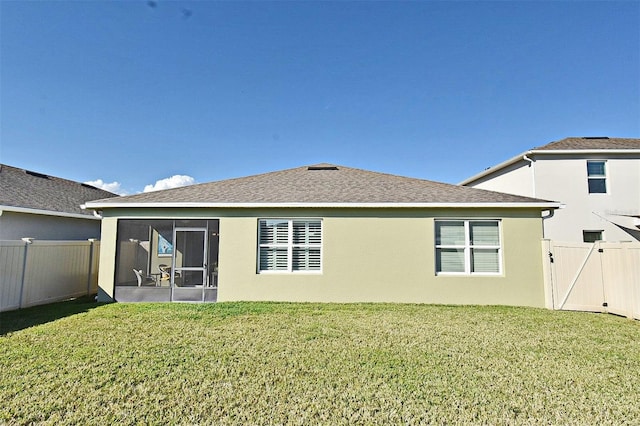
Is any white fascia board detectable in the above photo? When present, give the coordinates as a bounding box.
[459,152,532,185]
[460,149,640,186]
[84,201,562,210]
[0,205,101,220]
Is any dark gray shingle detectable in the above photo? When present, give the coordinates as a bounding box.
[0,164,119,216]
[535,137,640,151]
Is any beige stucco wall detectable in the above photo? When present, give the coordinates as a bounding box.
[217,208,545,307]
[96,207,546,307]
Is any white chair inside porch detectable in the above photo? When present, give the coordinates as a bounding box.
[133,269,157,286]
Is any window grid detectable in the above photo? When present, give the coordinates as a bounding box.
[435,220,502,275]
[258,219,322,273]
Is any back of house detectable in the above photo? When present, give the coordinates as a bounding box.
[86,164,560,307]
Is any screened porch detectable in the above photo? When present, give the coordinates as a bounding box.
[114,219,219,302]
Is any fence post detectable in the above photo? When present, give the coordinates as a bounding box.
[18,237,34,309]
[87,239,97,295]
[622,242,634,319]
[632,243,640,320]
[541,239,554,309]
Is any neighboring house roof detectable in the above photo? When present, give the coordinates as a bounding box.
[534,137,640,151]
[0,164,119,219]
[85,164,559,209]
[460,137,640,185]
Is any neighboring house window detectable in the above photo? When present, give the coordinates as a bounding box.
[583,230,603,243]
[435,220,502,275]
[258,219,322,273]
[587,161,607,193]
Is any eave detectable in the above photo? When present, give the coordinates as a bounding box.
[83,201,562,210]
[459,149,640,186]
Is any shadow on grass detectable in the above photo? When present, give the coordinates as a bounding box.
[0,295,100,336]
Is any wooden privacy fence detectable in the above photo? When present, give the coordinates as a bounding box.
[542,240,640,320]
[0,239,100,312]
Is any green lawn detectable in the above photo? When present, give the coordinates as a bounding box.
[1,300,639,425]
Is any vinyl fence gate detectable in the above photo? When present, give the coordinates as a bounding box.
[542,240,640,320]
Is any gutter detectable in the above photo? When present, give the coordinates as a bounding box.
[459,151,532,185]
[83,201,563,210]
[0,205,102,220]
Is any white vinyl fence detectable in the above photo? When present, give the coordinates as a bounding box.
[0,239,100,312]
[542,239,640,320]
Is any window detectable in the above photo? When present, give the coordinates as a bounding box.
[258,219,322,273]
[435,220,502,275]
[587,161,607,193]
[583,230,603,243]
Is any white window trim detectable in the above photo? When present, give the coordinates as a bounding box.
[587,160,608,194]
[435,219,503,276]
[257,218,323,274]
[583,230,604,243]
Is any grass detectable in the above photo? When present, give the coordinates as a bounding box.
[1,301,639,425]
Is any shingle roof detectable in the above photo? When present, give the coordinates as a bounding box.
[0,164,119,216]
[87,164,555,207]
[534,137,640,151]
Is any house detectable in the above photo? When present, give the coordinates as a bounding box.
[460,137,640,243]
[0,164,118,240]
[85,164,560,307]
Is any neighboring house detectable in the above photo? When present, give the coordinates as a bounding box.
[0,164,118,240]
[85,164,560,307]
[460,137,640,243]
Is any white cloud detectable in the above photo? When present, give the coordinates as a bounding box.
[143,175,196,193]
[84,179,128,196]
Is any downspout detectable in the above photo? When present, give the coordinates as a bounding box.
[523,154,536,198]
[541,204,565,238]
[523,154,545,238]
[80,204,102,219]
[541,208,555,239]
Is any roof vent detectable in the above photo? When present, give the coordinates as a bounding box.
[582,137,609,139]
[81,183,98,190]
[25,170,50,179]
[308,165,339,171]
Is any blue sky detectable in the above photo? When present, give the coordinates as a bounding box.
[1,1,639,195]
